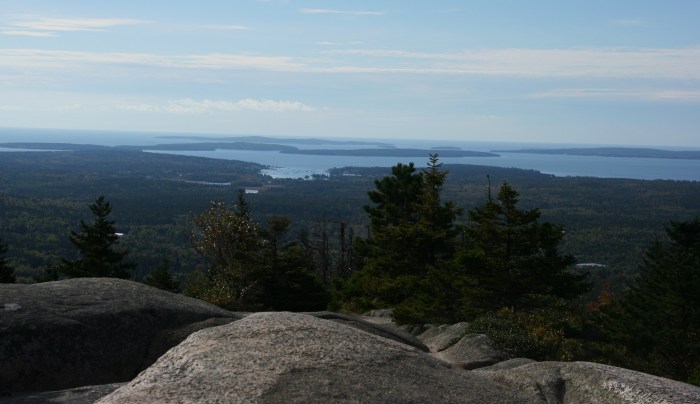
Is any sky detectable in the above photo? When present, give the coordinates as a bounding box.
[1,0,699,147]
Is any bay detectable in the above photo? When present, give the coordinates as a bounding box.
[1,127,699,181]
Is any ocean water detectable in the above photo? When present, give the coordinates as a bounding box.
[1,127,699,181]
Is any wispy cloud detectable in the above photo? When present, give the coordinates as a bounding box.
[119,98,316,114]
[318,47,700,79]
[532,88,700,102]
[0,49,302,71]
[1,30,57,37]
[1,16,151,37]
[2,46,700,80]
[300,8,385,16]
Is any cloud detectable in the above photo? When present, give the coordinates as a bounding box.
[300,8,385,16]
[119,98,316,114]
[1,30,57,37]
[317,47,700,79]
[1,16,151,37]
[0,49,303,72]
[2,46,700,80]
[531,88,700,102]
[647,91,700,101]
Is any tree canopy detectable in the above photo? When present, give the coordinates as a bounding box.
[0,238,16,283]
[605,217,700,385]
[343,158,589,325]
[57,196,135,279]
[188,195,329,311]
[458,181,590,314]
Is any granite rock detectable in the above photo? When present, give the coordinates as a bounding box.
[98,312,536,403]
[0,278,242,394]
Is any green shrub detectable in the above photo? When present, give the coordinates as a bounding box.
[466,309,583,361]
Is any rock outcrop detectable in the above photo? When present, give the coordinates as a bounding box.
[306,311,428,352]
[3,279,700,403]
[476,361,700,403]
[413,322,506,370]
[419,322,471,352]
[97,312,535,403]
[0,278,243,394]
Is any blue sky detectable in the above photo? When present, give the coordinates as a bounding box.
[1,1,699,146]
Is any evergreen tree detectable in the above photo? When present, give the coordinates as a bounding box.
[605,217,700,385]
[143,259,180,292]
[346,155,462,312]
[458,182,589,314]
[58,196,135,279]
[364,162,424,229]
[261,215,329,311]
[0,237,16,283]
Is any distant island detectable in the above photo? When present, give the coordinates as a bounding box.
[432,146,462,150]
[141,142,298,152]
[493,147,700,160]
[280,148,498,158]
[155,135,392,147]
[0,142,113,152]
[0,142,497,158]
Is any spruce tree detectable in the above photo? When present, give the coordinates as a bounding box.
[347,155,462,313]
[605,217,700,385]
[58,196,135,279]
[0,237,16,283]
[459,182,589,314]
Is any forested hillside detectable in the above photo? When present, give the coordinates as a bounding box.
[1,149,699,291]
[3,149,700,385]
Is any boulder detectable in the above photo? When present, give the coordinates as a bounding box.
[0,278,243,394]
[434,333,506,370]
[144,317,240,367]
[418,322,470,352]
[479,361,700,403]
[98,312,537,403]
[307,311,428,352]
[473,358,537,372]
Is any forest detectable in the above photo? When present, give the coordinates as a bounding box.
[1,148,699,385]
[1,149,699,287]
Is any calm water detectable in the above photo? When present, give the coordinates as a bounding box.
[1,127,699,181]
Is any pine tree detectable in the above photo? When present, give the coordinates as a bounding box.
[364,162,424,229]
[0,237,16,283]
[58,196,135,279]
[459,182,589,314]
[347,155,462,312]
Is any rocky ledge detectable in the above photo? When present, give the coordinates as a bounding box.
[2,279,699,403]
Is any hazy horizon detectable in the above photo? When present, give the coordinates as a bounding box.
[3,126,700,151]
[1,1,699,147]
